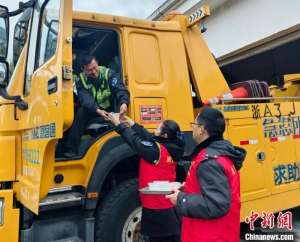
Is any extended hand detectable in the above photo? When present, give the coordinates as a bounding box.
[107,112,121,126]
[119,104,128,118]
[121,116,135,127]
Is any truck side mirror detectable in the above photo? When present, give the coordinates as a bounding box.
[0,59,8,87]
[0,5,9,59]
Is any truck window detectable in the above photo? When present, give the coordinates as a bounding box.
[13,8,32,67]
[0,19,7,57]
[37,0,60,67]
[72,26,121,76]
[24,3,40,95]
[24,0,60,95]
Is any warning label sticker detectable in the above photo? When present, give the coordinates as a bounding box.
[140,105,163,124]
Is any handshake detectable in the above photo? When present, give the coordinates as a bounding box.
[95,103,132,126]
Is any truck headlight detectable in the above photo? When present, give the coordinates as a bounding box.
[0,199,3,226]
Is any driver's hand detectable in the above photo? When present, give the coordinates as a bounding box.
[119,104,128,118]
[107,112,121,126]
[96,109,109,120]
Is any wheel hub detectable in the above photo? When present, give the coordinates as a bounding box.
[122,207,142,242]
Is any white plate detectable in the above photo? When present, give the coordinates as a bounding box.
[139,187,174,195]
[139,182,182,195]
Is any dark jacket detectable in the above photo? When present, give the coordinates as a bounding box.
[177,136,246,219]
[115,123,184,164]
[115,122,185,237]
[76,69,130,112]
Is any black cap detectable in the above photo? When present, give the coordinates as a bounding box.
[197,107,225,137]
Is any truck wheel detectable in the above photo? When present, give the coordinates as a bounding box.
[95,179,142,242]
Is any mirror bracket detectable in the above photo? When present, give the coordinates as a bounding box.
[0,88,28,110]
[0,87,28,110]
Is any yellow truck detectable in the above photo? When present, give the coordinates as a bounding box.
[0,1,299,241]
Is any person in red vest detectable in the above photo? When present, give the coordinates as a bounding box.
[166,107,246,242]
[107,113,184,242]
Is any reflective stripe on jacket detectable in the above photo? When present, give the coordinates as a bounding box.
[79,66,112,109]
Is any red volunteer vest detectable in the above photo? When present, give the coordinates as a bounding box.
[182,148,241,242]
[139,143,176,209]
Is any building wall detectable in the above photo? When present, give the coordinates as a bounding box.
[149,0,300,65]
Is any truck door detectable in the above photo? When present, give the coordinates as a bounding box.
[227,117,272,203]
[18,0,72,214]
[121,26,194,130]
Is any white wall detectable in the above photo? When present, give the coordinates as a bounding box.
[176,0,205,12]
[200,0,300,58]
[164,0,300,59]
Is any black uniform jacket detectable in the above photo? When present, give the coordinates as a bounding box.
[177,136,246,219]
[115,122,185,236]
[76,70,130,112]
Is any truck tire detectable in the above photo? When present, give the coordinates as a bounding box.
[95,178,142,242]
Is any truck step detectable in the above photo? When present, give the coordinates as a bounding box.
[52,237,83,242]
[40,192,84,211]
